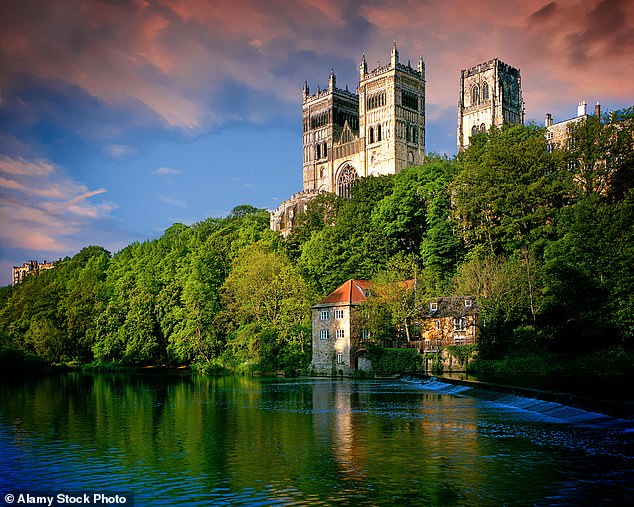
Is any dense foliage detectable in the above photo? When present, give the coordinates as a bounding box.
[1,109,633,373]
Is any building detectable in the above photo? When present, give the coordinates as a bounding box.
[545,100,601,152]
[310,279,373,376]
[457,58,524,151]
[12,260,56,285]
[419,296,478,351]
[272,43,426,236]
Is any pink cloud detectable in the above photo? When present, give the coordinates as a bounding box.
[0,0,631,136]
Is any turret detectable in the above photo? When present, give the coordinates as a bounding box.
[302,81,309,99]
[328,69,336,91]
[418,53,425,79]
[359,53,367,77]
[390,41,399,66]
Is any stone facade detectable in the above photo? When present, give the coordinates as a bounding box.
[419,296,479,350]
[457,58,524,151]
[545,101,601,153]
[12,260,56,285]
[310,279,372,376]
[272,44,426,236]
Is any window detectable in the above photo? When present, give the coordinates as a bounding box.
[402,90,418,110]
[320,329,329,340]
[377,124,382,142]
[471,125,478,137]
[369,127,375,144]
[435,320,441,331]
[316,144,321,160]
[320,311,329,321]
[334,309,344,319]
[454,336,467,345]
[361,329,370,340]
[464,299,472,308]
[454,317,467,332]
[482,81,489,101]
[336,329,345,339]
[480,123,486,134]
[336,164,359,199]
[337,353,344,364]
[471,84,480,105]
[430,302,438,312]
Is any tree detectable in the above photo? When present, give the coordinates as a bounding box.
[452,125,564,258]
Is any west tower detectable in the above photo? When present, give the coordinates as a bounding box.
[301,43,426,198]
[457,58,523,151]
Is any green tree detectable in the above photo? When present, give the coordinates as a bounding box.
[452,125,564,258]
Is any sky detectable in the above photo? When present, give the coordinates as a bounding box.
[1,0,633,286]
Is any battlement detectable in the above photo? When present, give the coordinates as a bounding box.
[463,58,520,78]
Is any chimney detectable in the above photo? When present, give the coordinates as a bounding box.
[577,100,587,117]
[545,113,553,127]
[595,102,601,118]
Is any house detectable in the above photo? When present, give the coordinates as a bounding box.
[310,279,372,376]
[418,296,478,352]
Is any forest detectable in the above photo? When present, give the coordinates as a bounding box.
[1,110,633,375]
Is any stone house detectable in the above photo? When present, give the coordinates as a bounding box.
[417,296,479,352]
[310,279,372,376]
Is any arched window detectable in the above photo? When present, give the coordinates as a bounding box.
[471,84,480,105]
[316,144,321,160]
[377,124,382,142]
[480,123,486,133]
[369,127,375,144]
[336,164,359,199]
[482,81,489,101]
[323,143,327,158]
[471,125,478,137]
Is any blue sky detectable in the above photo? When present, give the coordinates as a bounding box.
[1,0,633,285]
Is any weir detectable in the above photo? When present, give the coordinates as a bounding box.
[407,376,634,429]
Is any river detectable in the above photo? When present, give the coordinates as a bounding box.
[1,372,632,506]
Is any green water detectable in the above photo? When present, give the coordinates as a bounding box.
[0,372,632,505]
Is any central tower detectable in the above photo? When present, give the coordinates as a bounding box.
[301,44,426,198]
[457,58,524,151]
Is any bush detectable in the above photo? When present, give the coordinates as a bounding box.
[367,346,421,376]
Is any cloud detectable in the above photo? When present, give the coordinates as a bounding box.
[0,156,115,251]
[152,166,182,175]
[0,0,632,149]
[158,194,188,208]
[103,144,136,160]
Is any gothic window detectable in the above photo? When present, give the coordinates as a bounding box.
[408,151,414,164]
[369,127,375,144]
[471,84,480,105]
[336,164,359,199]
[316,144,321,160]
[377,124,382,142]
[482,81,489,101]
[480,123,486,133]
[402,90,418,110]
[323,143,327,158]
[471,125,478,137]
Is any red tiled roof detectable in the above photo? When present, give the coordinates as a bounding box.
[317,279,372,305]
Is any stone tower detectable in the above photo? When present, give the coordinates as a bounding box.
[301,43,426,198]
[457,58,523,151]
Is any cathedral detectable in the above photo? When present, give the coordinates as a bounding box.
[270,47,523,236]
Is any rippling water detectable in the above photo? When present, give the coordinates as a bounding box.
[0,373,633,506]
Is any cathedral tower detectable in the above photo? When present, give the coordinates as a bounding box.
[457,58,523,151]
[301,44,426,197]
[357,42,426,183]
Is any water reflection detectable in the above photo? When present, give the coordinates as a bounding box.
[0,373,632,505]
